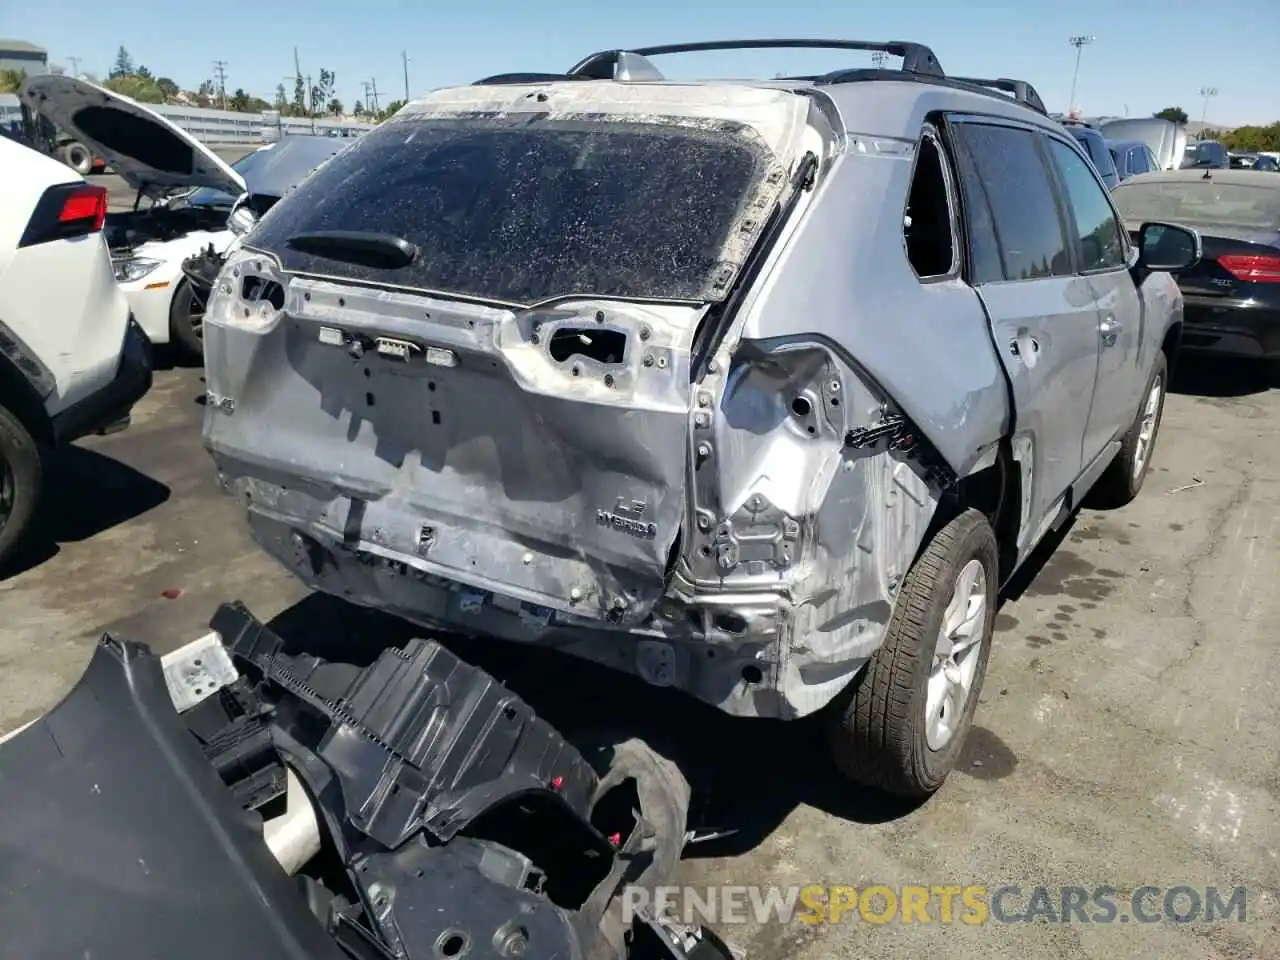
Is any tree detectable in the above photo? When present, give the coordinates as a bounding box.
[376,99,406,122]
[102,74,164,103]
[155,77,179,100]
[109,46,134,79]
[194,79,216,108]
[135,64,153,81]
[1223,123,1280,153]
[274,83,288,110]
[1154,106,1188,124]
[352,99,364,116]
[291,73,306,117]
[309,68,335,117]
[230,88,251,112]
[0,69,25,94]
[327,97,343,116]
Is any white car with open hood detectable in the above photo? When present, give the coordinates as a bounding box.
[19,77,346,363]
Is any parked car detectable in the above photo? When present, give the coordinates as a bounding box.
[0,136,153,568]
[1254,154,1280,172]
[1112,169,1280,364]
[1099,118,1187,171]
[1063,120,1120,188]
[18,75,350,363]
[202,39,1198,797]
[1109,138,1159,182]
[1182,139,1230,170]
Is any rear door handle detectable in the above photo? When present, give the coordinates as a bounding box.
[1099,316,1121,347]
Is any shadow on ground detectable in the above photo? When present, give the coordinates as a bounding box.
[1170,356,1276,398]
[0,446,171,579]
[266,592,927,858]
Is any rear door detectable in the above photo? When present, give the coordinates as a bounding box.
[948,119,1102,557]
[1042,133,1143,456]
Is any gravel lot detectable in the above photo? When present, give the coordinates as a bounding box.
[1,164,1277,960]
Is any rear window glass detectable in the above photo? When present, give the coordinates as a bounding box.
[246,114,775,305]
[1112,180,1280,229]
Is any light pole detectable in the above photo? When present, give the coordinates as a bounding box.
[1067,35,1095,115]
[1198,86,1218,131]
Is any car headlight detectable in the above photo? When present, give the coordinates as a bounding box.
[114,257,164,283]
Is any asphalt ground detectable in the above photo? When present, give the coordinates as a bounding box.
[1,161,1277,959]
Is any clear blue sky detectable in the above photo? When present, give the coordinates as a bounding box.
[6,0,1277,126]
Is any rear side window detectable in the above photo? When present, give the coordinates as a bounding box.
[1045,137,1127,271]
[245,114,776,305]
[951,123,1072,283]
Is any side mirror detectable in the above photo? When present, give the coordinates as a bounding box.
[228,197,258,236]
[1136,221,1201,272]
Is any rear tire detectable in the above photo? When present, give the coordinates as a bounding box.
[168,280,206,365]
[61,141,94,177]
[0,404,43,572]
[1086,352,1167,510]
[825,508,998,798]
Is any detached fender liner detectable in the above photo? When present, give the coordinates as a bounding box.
[0,635,344,960]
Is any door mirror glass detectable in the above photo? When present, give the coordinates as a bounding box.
[1137,221,1201,271]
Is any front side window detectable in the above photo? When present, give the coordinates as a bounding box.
[1046,137,1127,271]
[245,113,778,305]
[951,123,1072,283]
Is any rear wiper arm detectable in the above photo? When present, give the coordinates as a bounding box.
[285,230,418,268]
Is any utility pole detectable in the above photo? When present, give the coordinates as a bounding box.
[212,60,229,110]
[1198,87,1219,132]
[870,50,888,69]
[66,55,82,77]
[369,77,381,116]
[1067,35,1095,116]
[402,50,410,103]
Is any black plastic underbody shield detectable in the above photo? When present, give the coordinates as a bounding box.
[0,603,728,960]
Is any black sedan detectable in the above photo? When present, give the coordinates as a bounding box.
[1112,168,1280,363]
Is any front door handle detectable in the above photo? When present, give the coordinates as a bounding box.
[1099,316,1121,347]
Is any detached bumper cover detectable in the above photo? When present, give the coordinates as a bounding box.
[0,604,729,960]
[0,634,344,960]
[51,316,153,444]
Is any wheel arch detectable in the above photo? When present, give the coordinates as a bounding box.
[0,352,52,446]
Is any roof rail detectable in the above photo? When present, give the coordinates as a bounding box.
[949,76,1047,114]
[568,39,945,80]
[815,67,1047,115]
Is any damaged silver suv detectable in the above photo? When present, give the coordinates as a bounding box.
[202,40,1199,796]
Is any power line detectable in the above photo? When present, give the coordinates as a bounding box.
[212,60,229,110]
[1066,35,1095,116]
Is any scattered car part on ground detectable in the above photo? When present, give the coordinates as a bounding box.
[1098,117,1188,171]
[202,38,1198,798]
[0,134,153,569]
[1113,168,1280,363]
[0,602,736,960]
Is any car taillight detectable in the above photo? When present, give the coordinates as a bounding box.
[1218,253,1280,284]
[58,185,109,232]
[17,182,110,248]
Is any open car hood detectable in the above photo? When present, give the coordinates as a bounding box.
[20,75,245,197]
